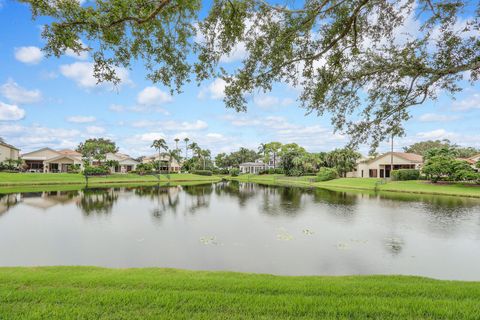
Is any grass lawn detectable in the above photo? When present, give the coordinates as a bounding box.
[1,267,479,319]
[228,175,480,198]
[0,172,220,187]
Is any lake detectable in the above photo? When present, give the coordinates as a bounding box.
[1,182,480,280]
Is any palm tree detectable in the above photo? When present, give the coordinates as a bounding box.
[174,138,180,151]
[183,137,189,159]
[151,138,168,175]
[200,149,211,170]
[165,149,181,174]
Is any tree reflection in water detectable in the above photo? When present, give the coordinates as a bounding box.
[0,193,21,216]
[182,184,213,214]
[134,185,181,221]
[77,188,119,216]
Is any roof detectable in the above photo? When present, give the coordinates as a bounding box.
[239,162,266,166]
[21,147,59,157]
[467,154,480,161]
[57,149,81,156]
[363,152,423,164]
[44,154,81,163]
[0,140,20,151]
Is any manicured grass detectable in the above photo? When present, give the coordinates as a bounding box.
[0,267,479,319]
[228,175,480,198]
[0,172,220,187]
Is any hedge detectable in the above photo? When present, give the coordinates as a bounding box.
[391,169,420,181]
[192,170,213,176]
[316,167,338,181]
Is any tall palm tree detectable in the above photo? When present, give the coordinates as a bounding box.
[151,138,168,175]
[165,148,181,174]
[174,138,180,151]
[183,137,189,159]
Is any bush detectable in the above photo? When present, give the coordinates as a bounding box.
[229,168,240,177]
[316,167,338,181]
[83,165,110,176]
[453,170,479,182]
[391,169,420,181]
[192,170,213,176]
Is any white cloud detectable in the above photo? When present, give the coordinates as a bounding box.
[198,78,226,100]
[137,86,173,106]
[0,79,42,104]
[418,113,460,122]
[452,93,480,111]
[253,95,294,109]
[86,126,106,134]
[0,102,25,121]
[109,104,125,112]
[14,46,43,64]
[219,42,248,63]
[416,129,457,140]
[0,124,80,150]
[66,115,96,123]
[136,132,167,142]
[132,120,208,131]
[60,62,131,89]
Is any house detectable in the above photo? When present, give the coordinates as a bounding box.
[105,153,139,173]
[22,148,83,173]
[239,160,269,174]
[142,154,181,172]
[462,154,480,171]
[0,140,20,162]
[348,152,423,178]
[21,148,139,173]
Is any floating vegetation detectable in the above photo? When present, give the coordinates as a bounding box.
[384,237,404,254]
[336,242,350,250]
[200,236,221,245]
[302,228,314,235]
[277,228,294,241]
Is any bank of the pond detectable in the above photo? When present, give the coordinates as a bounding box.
[0,172,220,187]
[0,267,479,319]
[228,175,480,198]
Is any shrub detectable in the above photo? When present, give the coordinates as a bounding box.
[453,170,479,182]
[68,164,81,173]
[391,169,420,181]
[316,167,338,181]
[83,165,110,176]
[229,168,240,177]
[192,170,212,176]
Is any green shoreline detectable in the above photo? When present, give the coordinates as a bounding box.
[1,267,479,319]
[227,175,480,198]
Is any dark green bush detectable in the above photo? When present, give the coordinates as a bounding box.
[316,167,338,181]
[83,165,110,176]
[229,168,240,177]
[391,169,420,181]
[192,170,213,176]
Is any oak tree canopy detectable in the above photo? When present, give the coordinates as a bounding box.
[22,0,480,149]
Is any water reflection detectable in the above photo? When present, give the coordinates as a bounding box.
[1,182,480,280]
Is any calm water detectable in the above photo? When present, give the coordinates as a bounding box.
[1,182,480,280]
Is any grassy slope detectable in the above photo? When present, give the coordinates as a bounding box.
[1,267,479,320]
[0,173,220,186]
[229,175,480,198]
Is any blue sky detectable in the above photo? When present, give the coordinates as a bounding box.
[0,1,479,157]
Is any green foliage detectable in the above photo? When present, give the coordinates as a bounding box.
[105,160,120,168]
[324,148,361,177]
[391,169,420,181]
[229,168,240,177]
[316,167,339,181]
[423,155,477,183]
[191,170,212,176]
[83,165,110,176]
[136,163,154,175]
[0,159,23,172]
[68,164,81,174]
[215,148,259,169]
[23,0,480,150]
[279,143,306,176]
[76,138,118,163]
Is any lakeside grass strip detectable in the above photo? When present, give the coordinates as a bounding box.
[0,267,479,319]
[228,175,480,198]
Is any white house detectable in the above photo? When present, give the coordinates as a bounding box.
[348,152,423,178]
[239,159,268,174]
[142,154,182,172]
[21,148,138,173]
[0,140,20,162]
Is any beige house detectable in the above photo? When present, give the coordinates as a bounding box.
[142,154,181,172]
[0,140,20,162]
[348,152,423,178]
[463,154,480,171]
[21,148,138,173]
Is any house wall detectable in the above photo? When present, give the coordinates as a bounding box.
[0,145,19,162]
[351,154,422,178]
